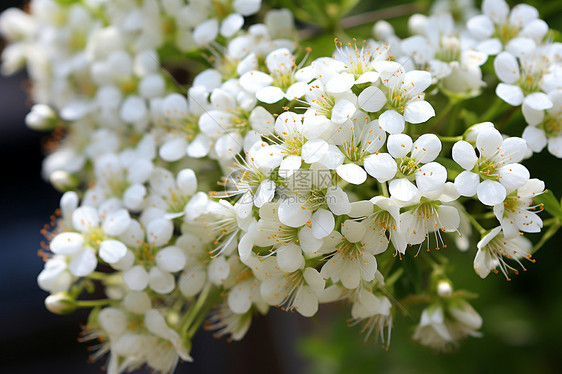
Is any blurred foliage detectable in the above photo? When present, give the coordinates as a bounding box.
[288,0,562,373]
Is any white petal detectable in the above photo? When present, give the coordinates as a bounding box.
[364,153,397,182]
[325,186,352,215]
[336,163,367,185]
[496,83,524,106]
[494,52,520,83]
[120,96,147,123]
[156,246,186,273]
[467,15,494,39]
[146,218,174,247]
[403,100,435,124]
[276,243,305,272]
[452,141,478,170]
[69,248,98,277]
[387,134,413,159]
[256,86,285,103]
[523,92,553,111]
[240,71,274,93]
[500,137,527,163]
[498,163,530,192]
[50,233,84,255]
[193,19,218,46]
[319,145,345,169]
[278,199,312,228]
[341,220,366,243]
[454,171,480,196]
[220,13,244,38]
[148,266,175,294]
[522,126,547,152]
[379,110,405,134]
[476,127,503,159]
[416,162,447,193]
[72,206,99,232]
[123,265,149,291]
[294,286,318,317]
[301,139,329,164]
[254,179,276,207]
[522,103,544,126]
[411,133,441,163]
[331,99,357,124]
[99,240,127,264]
[279,155,302,178]
[404,70,432,96]
[103,209,131,236]
[298,226,324,255]
[311,208,335,239]
[159,138,188,162]
[389,178,418,202]
[358,86,386,112]
[228,283,252,314]
[326,73,355,94]
[477,180,507,206]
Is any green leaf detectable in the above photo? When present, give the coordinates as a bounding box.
[535,190,562,219]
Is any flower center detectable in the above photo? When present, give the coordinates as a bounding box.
[495,23,519,45]
[540,114,561,138]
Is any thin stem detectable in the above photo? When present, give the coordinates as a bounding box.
[76,299,112,308]
[478,97,505,123]
[465,212,487,235]
[180,283,212,336]
[87,272,107,281]
[437,135,463,143]
[429,99,456,132]
[379,181,389,197]
[532,221,561,254]
[497,106,518,131]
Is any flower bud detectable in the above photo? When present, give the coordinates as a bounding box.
[45,292,77,315]
[408,14,427,35]
[437,280,453,297]
[25,104,57,131]
[50,170,79,192]
[372,20,394,40]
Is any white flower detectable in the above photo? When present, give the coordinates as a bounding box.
[350,288,392,347]
[147,167,198,219]
[474,226,534,279]
[386,133,446,202]
[321,223,377,290]
[412,305,453,350]
[467,0,548,55]
[301,80,358,140]
[413,300,482,351]
[360,196,407,255]
[494,51,553,110]
[371,61,435,134]
[400,183,461,249]
[319,39,389,93]
[49,205,130,277]
[493,178,544,238]
[453,127,529,206]
[261,267,325,317]
[522,89,562,158]
[37,255,74,294]
[206,302,253,341]
[240,48,309,103]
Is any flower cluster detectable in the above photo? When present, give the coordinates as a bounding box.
[2,0,561,372]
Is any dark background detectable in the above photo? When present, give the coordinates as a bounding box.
[1,1,562,374]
